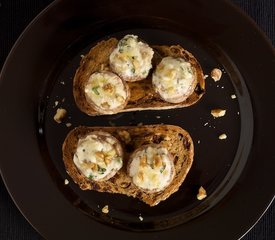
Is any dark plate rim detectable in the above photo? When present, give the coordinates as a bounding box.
[0,0,275,239]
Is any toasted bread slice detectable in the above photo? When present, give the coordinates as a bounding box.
[73,38,205,116]
[62,124,194,206]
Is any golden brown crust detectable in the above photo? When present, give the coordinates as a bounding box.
[62,125,194,206]
[73,38,205,116]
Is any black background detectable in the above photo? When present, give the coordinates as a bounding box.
[0,0,274,239]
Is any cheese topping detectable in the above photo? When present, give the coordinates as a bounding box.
[152,56,196,103]
[128,145,175,192]
[109,35,154,81]
[73,132,123,181]
[84,71,128,112]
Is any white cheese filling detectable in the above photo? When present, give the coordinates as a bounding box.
[109,35,154,81]
[84,71,127,110]
[128,145,174,191]
[152,56,196,103]
[73,134,123,181]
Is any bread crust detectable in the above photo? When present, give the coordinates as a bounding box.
[73,38,205,116]
[62,125,194,206]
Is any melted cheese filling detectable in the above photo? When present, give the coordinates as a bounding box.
[152,56,195,103]
[84,71,127,110]
[129,145,174,191]
[109,35,154,80]
[73,134,123,181]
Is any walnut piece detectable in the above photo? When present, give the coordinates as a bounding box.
[197,186,207,200]
[211,68,222,81]
[117,130,131,144]
[219,134,227,140]
[64,179,69,185]
[211,109,226,118]
[101,205,109,214]
[54,108,67,123]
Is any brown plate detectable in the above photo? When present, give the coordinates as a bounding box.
[0,0,274,239]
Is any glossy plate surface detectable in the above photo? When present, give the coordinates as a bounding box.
[0,0,274,239]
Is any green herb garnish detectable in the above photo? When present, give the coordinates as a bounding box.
[88,174,94,180]
[92,86,100,95]
[160,164,166,173]
[98,166,106,174]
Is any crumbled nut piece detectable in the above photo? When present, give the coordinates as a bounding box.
[66,123,72,127]
[211,109,226,118]
[54,101,59,107]
[231,94,236,99]
[139,215,144,221]
[117,130,131,144]
[211,68,222,81]
[64,179,69,185]
[204,74,209,79]
[102,205,109,214]
[197,186,207,200]
[219,134,227,140]
[54,108,67,123]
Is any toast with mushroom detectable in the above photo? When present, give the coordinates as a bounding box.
[73,35,205,116]
[62,124,194,206]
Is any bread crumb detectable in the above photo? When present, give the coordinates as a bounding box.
[60,81,65,85]
[237,111,240,115]
[64,179,69,185]
[204,74,209,79]
[137,122,143,126]
[102,205,109,214]
[66,123,72,128]
[211,109,226,118]
[156,116,161,119]
[139,215,144,221]
[219,133,227,140]
[54,108,67,123]
[198,140,200,144]
[54,101,59,107]
[197,186,207,200]
[204,122,209,126]
[211,68,222,81]
[80,54,85,58]
[231,94,237,99]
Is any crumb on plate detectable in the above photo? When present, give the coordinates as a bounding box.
[64,179,69,185]
[218,133,227,140]
[211,68,222,81]
[197,186,207,200]
[211,109,226,118]
[102,205,109,214]
[54,108,67,123]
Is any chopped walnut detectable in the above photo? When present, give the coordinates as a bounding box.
[211,109,226,118]
[197,186,207,200]
[117,130,131,144]
[211,68,222,81]
[66,123,72,128]
[101,205,109,214]
[219,134,227,140]
[153,155,162,168]
[54,108,67,123]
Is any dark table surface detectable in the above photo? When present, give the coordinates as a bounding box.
[0,0,274,239]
